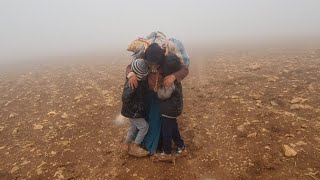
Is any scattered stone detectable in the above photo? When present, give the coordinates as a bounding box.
[9,113,18,118]
[290,104,312,110]
[0,126,4,132]
[237,122,250,132]
[249,93,261,100]
[231,95,240,99]
[59,141,69,146]
[51,151,57,155]
[20,160,30,166]
[12,128,18,135]
[267,76,279,82]
[308,84,315,92]
[270,101,278,106]
[247,63,261,71]
[284,111,295,117]
[285,134,295,138]
[290,97,306,104]
[0,146,6,150]
[261,128,268,132]
[37,168,43,175]
[33,124,43,130]
[296,141,307,146]
[247,132,257,138]
[4,100,13,107]
[61,113,68,119]
[47,111,57,116]
[264,146,271,150]
[10,166,19,173]
[301,124,307,129]
[75,95,83,100]
[282,145,297,157]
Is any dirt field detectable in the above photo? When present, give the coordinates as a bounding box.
[0,48,320,179]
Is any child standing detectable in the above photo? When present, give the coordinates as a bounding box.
[156,53,187,161]
[121,59,150,157]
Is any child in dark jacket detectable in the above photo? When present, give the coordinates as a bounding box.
[121,59,150,157]
[155,53,187,161]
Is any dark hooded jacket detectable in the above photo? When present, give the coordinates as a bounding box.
[159,54,185,118]
[121,79,147,118]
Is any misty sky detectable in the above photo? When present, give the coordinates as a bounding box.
[1,0,320,61]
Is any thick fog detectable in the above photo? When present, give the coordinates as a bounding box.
[1,0,320,62]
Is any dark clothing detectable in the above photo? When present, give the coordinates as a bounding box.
[159,81,183,117]
[161,116,184,154]
[126,64,189,82]
[121,79,147,118]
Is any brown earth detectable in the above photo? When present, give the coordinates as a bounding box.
[0,49,320,180]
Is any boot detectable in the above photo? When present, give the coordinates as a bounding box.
[128,143,149,157]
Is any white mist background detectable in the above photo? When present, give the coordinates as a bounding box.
[1,0,320,62]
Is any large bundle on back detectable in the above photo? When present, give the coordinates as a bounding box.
[127,31,190,67]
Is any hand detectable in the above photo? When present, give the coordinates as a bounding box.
[127,72,138,89]
[163,74,176,88]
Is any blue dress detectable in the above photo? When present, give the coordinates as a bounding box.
[141,90,162,154]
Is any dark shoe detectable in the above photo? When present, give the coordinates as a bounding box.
[176,146,188,157]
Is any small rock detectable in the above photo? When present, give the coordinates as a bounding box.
[231,95,240,99]
[296,141,307,146]
[20,160,30,166]
[59,141,69,146]
[290,104,312,110]
[270,101,278,106]
[51,151,57,155]
[33,124,43,130]
[61,113,68,119]
[36,168,43,175]
[133,173,137,177]
[10,166,19,173]
[248,63,261,71]
[308,84,315,92]
[9,113,18,118]
[284,111,295,117]
[0,126,4,132]
[285,134,295,138]
[12,128,18,135]
[247,132,257,138]
[267,76,279,82]
[301,124,307,129]
[4,100,13,107]
[282,145,297,157]
[75,95,83,100]
[290,97,306,104]
[47,111,57,116]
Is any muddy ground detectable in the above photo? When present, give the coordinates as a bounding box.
[0,49,320,179]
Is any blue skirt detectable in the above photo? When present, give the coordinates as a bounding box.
[141,90,162,154]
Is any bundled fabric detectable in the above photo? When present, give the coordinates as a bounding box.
[166,38,190,67]
[130,31,167,60]
[128,31,190,67]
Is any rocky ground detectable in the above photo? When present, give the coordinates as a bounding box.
[0,49,320,179]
